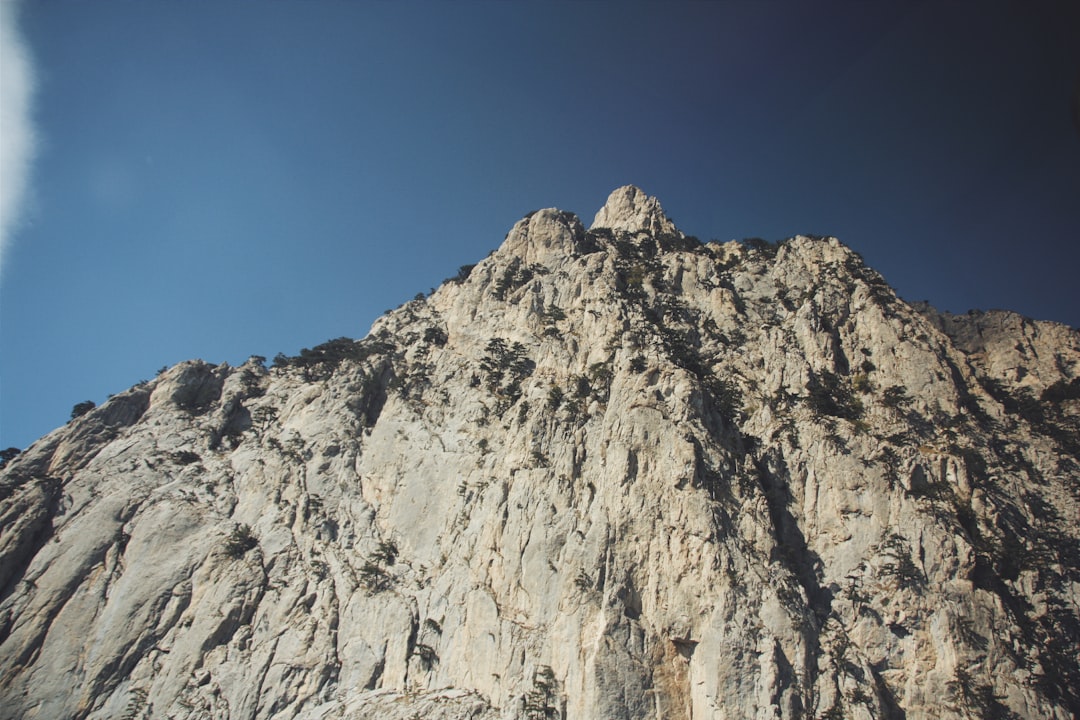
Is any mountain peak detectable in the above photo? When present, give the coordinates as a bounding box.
[590,185,679,236]
[3,188,1080,720]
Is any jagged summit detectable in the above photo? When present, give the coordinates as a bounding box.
[590,184,679,236]
[499,186,682,265]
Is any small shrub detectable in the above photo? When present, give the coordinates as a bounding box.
[70,400,96,420]
[171,450,201,466]
[574,569,594,592]
[423,326,448,346]
[571,374,591,398]
[819,702,846,720]
[0,447,20,469]
[1042,378,1080,403]
[706,376,742,420]
[238,369,265,397]
[273,336,394,376]
[657,232,702,252]
[479,338,534,402]
[588,362,613,388]
[224,523,257,558]
[876,533,923,590]
[852,373,872,394]
[806,371,864,421]
[660,327,704,374]
[414,642,438,669]
[612,237,636,258]
[882,385,910,408]
[492,258,537,300]
[449,264,476,284]
[371,539,397,566]
[543,304,566,322]
[358,562,390,592]
[121,688,148,720]
[740,237,780,258]
[523,666,559,720]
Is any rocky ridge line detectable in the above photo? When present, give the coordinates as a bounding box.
[1,187,1078,719]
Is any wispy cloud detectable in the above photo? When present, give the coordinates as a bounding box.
[0,0,36,277]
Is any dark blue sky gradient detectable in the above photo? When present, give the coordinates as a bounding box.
[3,1,1078,450]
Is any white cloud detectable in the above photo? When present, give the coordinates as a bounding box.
[0,0,36,277]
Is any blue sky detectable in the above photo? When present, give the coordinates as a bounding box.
[2,0,1079,451]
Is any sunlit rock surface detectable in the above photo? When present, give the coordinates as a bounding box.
[2,187,1078,719]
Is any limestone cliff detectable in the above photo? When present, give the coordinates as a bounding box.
[2,187,1078,719]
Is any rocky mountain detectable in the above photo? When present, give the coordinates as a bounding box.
[2,186,1078,719]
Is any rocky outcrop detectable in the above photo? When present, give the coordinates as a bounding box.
[1,187,1078,719]
[589,185,678,237]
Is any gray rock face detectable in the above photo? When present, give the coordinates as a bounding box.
[2,186,1079,719]
[590,185,678,237]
